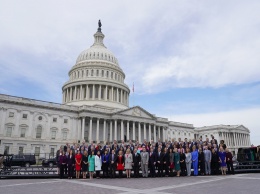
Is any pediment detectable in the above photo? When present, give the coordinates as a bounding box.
[115,106,155,119]
[235,125,250,133]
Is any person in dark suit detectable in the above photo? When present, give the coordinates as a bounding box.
[59,151,67,179]
[149,147,157,177]
[198,148,205,175]
[67,150,75,179]
[157,147,164,177]
[109,149,117,178]
[163,147,169,177]
[132,148,141,178]
[211,148,219,175]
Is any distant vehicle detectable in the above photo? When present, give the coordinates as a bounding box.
[237,147,260,163]
[41,157,57,167]
[3,154,36,167]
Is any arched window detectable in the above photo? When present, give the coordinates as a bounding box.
[101,70,104,77]
[91,69,94,76]
[106,71,109,77]
[96,70,99,76]
[111,72,113,79]
[36,126,42,139]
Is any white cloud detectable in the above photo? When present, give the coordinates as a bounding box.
[136,1,260,94]
[165,107,260,146]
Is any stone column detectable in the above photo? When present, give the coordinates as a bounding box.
[144,123,146,141]
[92,84,95,99]
[111,87,114,101]
[105,85,108,101]
[116,88,119,102]
[148,124,151,142]
[74,86,77,100]
[132,122,135,141]
[89,118,93,142]
[120,89,123,103]
[138,122,141,142]
[81,117,85,141]
[86,85,89,100]
[80,85,83,100]
[98,85,101,100]
[158,126,161,139]
[103,119,106,143]
[78,118,81,141]
[96,118,100,143]
[114,120,117,140]
[127,121,129,141]
[121,120,124,141]
[70,87,72,101]
[110,120,113,142]
[153,125,156,141]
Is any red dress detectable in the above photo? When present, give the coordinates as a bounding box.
[117,155,124,171]
[75,154,82,171]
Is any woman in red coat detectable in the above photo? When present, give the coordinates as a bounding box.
[75,149,82,179]
[117,150,125,178]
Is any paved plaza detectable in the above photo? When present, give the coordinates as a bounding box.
[0,173,260,194]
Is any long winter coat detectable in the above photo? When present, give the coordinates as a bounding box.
[95,155,102,171]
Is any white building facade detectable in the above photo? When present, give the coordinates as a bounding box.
[195,125,251,154]
[0,23,250,156]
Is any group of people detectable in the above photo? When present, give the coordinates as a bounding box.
[56,136,235,179]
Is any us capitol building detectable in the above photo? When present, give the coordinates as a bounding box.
[0,22,251,156]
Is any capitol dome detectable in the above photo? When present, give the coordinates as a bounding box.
[62,21,130,109]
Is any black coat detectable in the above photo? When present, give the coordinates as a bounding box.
[149,152,157,165]
[156,152,164,165]
[163,152,170,166]
[198,152,205,163]
[133,153,141,166]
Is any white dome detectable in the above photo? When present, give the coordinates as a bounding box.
[76,45,119,66]
[76,31,119,66]
[62,22,130,110]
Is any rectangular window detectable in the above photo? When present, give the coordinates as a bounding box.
[9,112,14,117]
[6,127,12,137]
[96,70,99,76]
[111,72,113,79]
[35,147,40,156]
[20,128,26,138]
[18,147,24,155]
[53,118,57,122]
[62,132,67,140]
[36,127,42,139]
[4,146,10,154]
[50,148,55,157]
[64,119,68,124]
[51,131,56,140]
[22,114,27,119]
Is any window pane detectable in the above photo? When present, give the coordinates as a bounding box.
[62,132,67,140]
[35,147,40,156]
[36,126,42,139]
[6,127,12,137]
[51,131,56,139]
[20,128,26,137]
[18,147,24,155]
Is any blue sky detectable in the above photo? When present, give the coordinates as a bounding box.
[0,0,260,145]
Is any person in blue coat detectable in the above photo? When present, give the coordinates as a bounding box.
[102,149,110,178]
[191,146,199,176]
